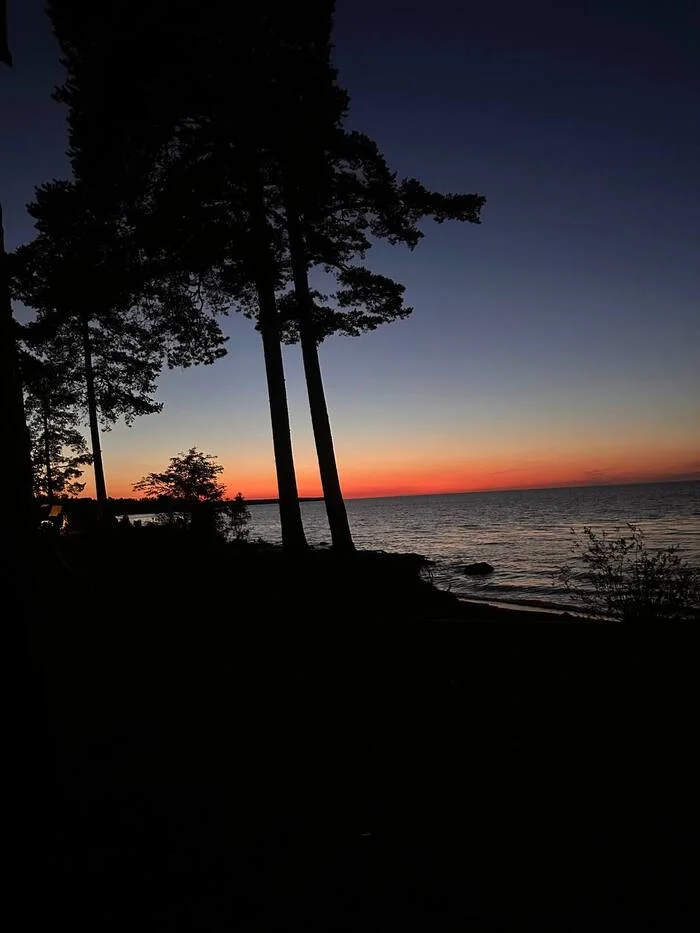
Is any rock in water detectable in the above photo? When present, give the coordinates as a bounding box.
[463,562,494,575]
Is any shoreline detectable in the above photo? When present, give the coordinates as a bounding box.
[456,593,593,621]
[456,596,587,622]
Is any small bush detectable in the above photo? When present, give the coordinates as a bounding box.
[216,492,251,542]
[556,524,700,622]
[151,511,189,529]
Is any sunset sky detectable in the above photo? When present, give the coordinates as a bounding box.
[3,0,698,499]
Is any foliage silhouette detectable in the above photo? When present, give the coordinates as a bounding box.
[11,179,228,516]
[133,447,248,539]
[20,347,91,499]
[267,23,485,549]
[133,447,226,503]
[0,0,11,67]
[218,492,252,543]
[556,524,700,621]
[46,0,308,550]
[44,2,485,549]
[1,203,35,544]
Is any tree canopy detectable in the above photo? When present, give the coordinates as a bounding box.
[133,448,226,504]
[37,1,485,549]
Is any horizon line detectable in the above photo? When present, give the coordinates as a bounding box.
[68,476,698,505]
[341,476,699,501]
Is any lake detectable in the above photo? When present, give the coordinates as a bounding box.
[247,481,700,611]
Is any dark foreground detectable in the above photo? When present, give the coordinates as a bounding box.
[13,530,699,930]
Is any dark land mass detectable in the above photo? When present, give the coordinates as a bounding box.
[14,528,699,931]
[38,496,325,518]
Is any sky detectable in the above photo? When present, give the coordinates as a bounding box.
[2,0,699,499]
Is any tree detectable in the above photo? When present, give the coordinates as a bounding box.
[218,492,252,543]
[1,205,36,537]
[3,13,62,904]
[0,14,30,539]
[133,447,246,538]
[134,448,226,503]
[261,10,485,550]
[154,2,483,551]
[11,178,227,518]
[279,165,484,551]
[45,1,485,554]
[29,416,90,499]
[20,346,91,499]
[46,0,308,551]
[1,0,12,67]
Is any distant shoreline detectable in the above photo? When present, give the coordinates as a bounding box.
[339,477,699,502]
[53,496,326,516]
[245,497,325,506]
[49,476,698,510]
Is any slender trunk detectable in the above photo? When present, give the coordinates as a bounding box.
[0,202,35,540]
[283,190,354,552]
[4,49,63,917]
[244,159,307,551]
[257,314,308,551]
[80,314,108,518]
[42,399,54,503]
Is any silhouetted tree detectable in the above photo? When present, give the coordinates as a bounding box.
[279,159,484,549]
[30,417,90,499]
[134,447,235,537]
[157,1,485,551]
[134,448,225,503]
[46,0,308,551]
[218,491,252,543]
[12,188,158,516]
[20,346,91,499]
[3,10,60,896]
[1,204,35,543]
[1,0,11,66]
[11,179,227,518]
[263,8,485,549]
[45,1,485,553]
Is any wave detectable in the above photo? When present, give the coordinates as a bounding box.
[457,593,589,616]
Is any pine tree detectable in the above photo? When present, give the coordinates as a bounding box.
[12,179,227,517]
[46,0,309,550]
[44,1,486,551]
[259,7,485,549]
[20,342,91,500]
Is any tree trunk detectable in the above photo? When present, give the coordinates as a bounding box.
[283,191,355,552]
[0,202,35,540]
[42,399,54,503]
[4,52,65,921]
[244,159,307,551]
[80,314,108,519]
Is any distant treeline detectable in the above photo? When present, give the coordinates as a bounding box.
[39,496,323,516]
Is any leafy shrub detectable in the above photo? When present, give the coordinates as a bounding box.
[216,492,251,542]
[556,524,699,622]
[133,450,251,541]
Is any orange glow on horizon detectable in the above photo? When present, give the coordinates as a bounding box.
[90,449,698,501]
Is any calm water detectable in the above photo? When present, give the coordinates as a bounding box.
[248,482,700,612]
